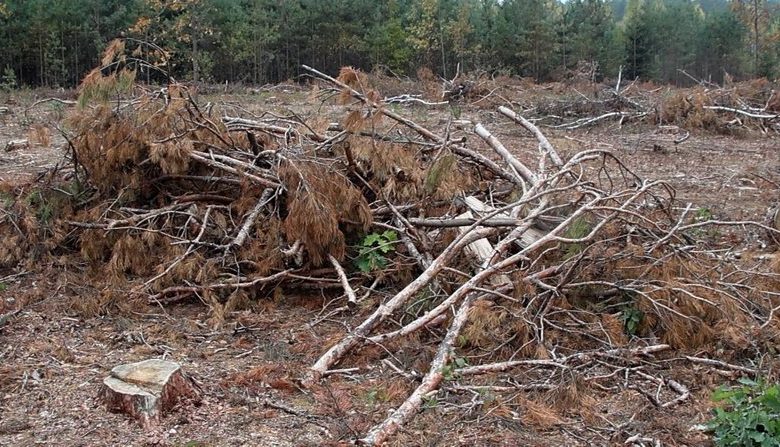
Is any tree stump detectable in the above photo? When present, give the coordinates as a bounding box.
[100,359,196,427]
[4,139,29,152]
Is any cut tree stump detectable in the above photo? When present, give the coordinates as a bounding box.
[4,139,29,152]
[100,359,197,427]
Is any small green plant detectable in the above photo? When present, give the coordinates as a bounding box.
[181,442,206,447]
[695,207,713,221]
[0,191,13,208]
[354,230,398,273]
[620,305,643,336]
[422,395,439,409]
[364,387,389,408]
[707,378,780,447]
[0,282,7,292]
[25,190,55,224]
[690,207,721,239]
[453,356,468,369]
[443,357,469,381]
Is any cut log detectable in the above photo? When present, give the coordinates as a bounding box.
[462,196,546,249]
[458,197,511,286]
[100,359,197,427]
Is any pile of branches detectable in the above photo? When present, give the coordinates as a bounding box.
[2,42,780,444]
[396,65,780,135]
[534,70,780,133]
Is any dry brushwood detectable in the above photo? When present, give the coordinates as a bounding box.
[2,41,779,445]
[533,72,780,133]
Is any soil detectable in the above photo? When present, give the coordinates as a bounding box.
[0,86,777,446]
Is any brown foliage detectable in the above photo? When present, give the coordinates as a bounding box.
[280,160,371,266]
[660,90,718,129]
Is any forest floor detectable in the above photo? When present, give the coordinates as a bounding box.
[0,83,778,447]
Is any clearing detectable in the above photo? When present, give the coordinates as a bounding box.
[1,69,779,447]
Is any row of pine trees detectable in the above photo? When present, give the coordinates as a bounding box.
[1,0,779,89]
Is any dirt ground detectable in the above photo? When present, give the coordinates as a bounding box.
[0,86,778,446]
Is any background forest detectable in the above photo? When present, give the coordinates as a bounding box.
[0,0,779,89]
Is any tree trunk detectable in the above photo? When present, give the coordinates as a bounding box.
[753,0,759,76]
[192,30,199,83]
[100,359,197,428]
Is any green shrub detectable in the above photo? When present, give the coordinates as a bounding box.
[708,378,780,447]
[620,304,643,336]
[354,230,397,273]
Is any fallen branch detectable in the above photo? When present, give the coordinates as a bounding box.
[685,356,758,374]
[328,254,358,307]
[704,105,779,120]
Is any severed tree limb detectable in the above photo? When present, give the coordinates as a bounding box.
[498,106,563,167]
[191,150,277,179]
[105,203,193,229]
[684,356,757,374]
[662,379,690,408]
[189,152,280,188]
[301,226,496,387]
[549,111,647,130]
[407,217,525,228]
[328,254,358,307]
[474,123,536,188]
[458,359,567,375]
[230,188,276,249]
[634,371,690,408]
[223,115,328,142]
[703,106,779,120]
[383,94,448,106]
[458,344,672,376]
[359,290,480,446]
[147,269,293,302]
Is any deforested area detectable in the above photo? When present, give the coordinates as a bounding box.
[1,2,780,446]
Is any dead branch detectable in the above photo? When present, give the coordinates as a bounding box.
[498,106,563,167]
[704,106,779,120]
[360,286,480,446]
[230,188,276,249]
[684,356,758,374]
[474,123,536,187]
[328,254,358,307]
